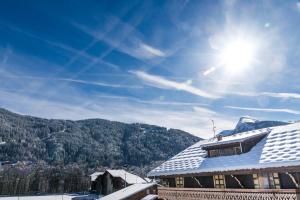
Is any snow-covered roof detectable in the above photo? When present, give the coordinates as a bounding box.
[100,183,156,200]
[107,169,147,184]
[144,177,153,182]
[141,194,158,200]
[148,122,300,177]
[90,172,104,181]
[201,128,270,148]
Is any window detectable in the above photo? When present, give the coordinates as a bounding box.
[253,173,280,189]
[234,146,242,154]
[214,174,225,188]
[176,177,184,188]
[210,149,219,157]
[161,179,169,187]
[268,173,280,189]
[209,146,242,157]
[253,173,260,189]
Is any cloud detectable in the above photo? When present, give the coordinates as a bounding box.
[0,89,233,138]
[73,16,166,60]
[297,2,300,12]
[140,43,166,57]
[0,74,141,89]
[223,90,300,100]
[225,105,300,115]
[131,70,219,99]
[261,92,300,99]
[96,93,208,106]
[54,78,141,89]
[5,25,120,71]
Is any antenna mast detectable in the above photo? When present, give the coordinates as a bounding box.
[211,119,216,138]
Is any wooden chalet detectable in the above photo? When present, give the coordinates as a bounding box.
[148,122,300,200]
[90,169,147,196]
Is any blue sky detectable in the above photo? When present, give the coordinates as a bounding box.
[1,0,300,138]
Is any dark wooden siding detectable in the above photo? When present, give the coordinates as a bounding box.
[225,174,254,189]
[200,176,214,188]
[279,172,300,189]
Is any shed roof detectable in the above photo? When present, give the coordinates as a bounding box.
[148,122,300,177]
[100,183,156,200]
[107,169,147,184]
[90,172,104,181]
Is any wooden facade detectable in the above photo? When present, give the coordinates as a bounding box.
[158,187,300,200]
[91,171,128,195]
[160,172,300,190]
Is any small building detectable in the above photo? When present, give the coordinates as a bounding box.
[91,169,147,195]
[100,183,157,200]
[148,122,300,199]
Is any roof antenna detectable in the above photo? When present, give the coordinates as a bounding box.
[211,119,216,138]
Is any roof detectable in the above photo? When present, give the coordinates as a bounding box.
[148,122,300,177]
[107,169,147,184]
[100,183,156,200]
[201,128,270,148]
[141,194,158,200]
[90,172,104,181]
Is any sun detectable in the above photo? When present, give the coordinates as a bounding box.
[218,38,256,74]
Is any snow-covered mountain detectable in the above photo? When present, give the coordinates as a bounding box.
[219,116,290,136]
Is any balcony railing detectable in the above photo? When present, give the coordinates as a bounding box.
[158,187,300,200]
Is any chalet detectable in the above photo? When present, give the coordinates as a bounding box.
[90,169,147,196]
[148,122,300,200]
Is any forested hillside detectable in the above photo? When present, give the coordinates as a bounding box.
[0,108,200,173]
[0,108,200,195]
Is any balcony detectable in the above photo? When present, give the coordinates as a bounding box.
[158,187,300,200]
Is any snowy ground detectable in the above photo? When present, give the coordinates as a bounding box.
[0,194,99,200]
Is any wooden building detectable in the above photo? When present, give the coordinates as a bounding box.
[91,169,147,196]
[148,122,300,200]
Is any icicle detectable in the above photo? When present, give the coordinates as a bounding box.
[286,172,299,188]
[231,175,244,188]
[192,177,203,188]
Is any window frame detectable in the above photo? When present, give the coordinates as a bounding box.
[176,177,184,188]
[214,174,226,188]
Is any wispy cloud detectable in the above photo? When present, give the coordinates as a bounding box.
[54,78,141,89]
[131,70,219,99]
[296,2,300,12]
[5,25,120,71]
[73,15,166,60]
[225,105,300,115]
[261,92,300,99]
[0,89,233,138]
[0,74,141,89]
[138,44,166,58]
[223,91,300,100]
[96,93,207,106]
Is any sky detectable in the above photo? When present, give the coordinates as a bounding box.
[1,0,300,138]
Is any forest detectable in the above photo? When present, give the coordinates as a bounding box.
[0,108,200,195]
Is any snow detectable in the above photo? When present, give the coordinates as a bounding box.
[0,194,96,200]
[100,183,156,200]
[144,178,153,183]
[106,170,146,184]
[202,127,271,148]
[141,194,158,200]
[148,122,300,177]
[90,172,104,181]
[237,116,258,124]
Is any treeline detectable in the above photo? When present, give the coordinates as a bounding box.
[0,164,90,195]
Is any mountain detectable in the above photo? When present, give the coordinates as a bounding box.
[219,116,290,136]
[0,108,200,174]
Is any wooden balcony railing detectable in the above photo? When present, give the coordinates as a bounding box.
[158,187,300,200]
